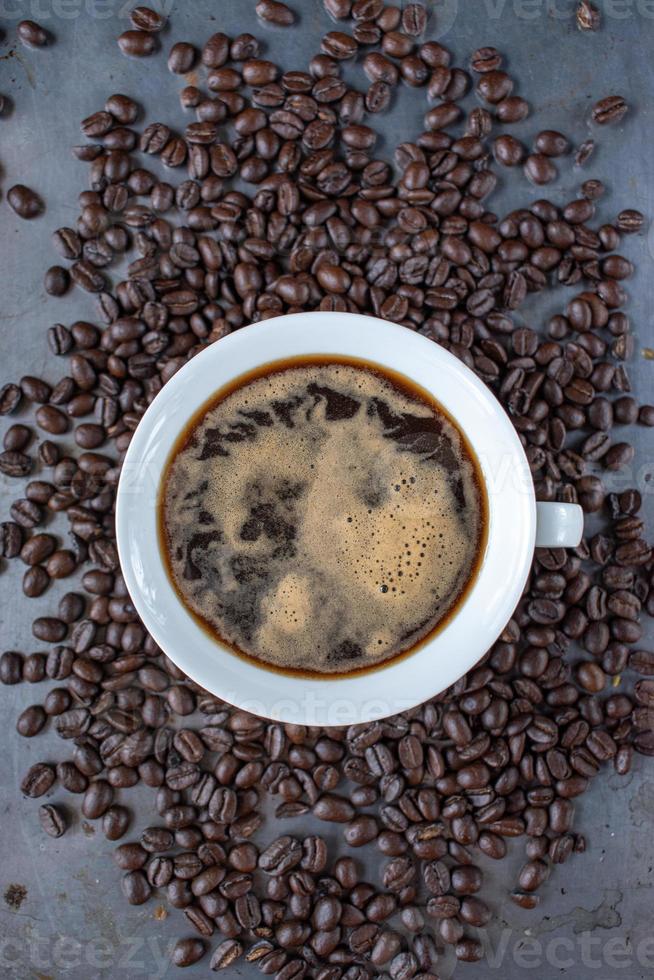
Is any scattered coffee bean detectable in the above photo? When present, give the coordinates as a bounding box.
[617,209,644,233]
[7,185,43,219]
[0,451,32,477]
[17,705,47,737]
[122,869,151,905]
[118,30,156,57]
[171,937,205,967]
[0,384,22,415]
[0,651,24,684]
[256,0,295,26]
[39,803,68,837]
[493,134,524,166]
[496,95,529,122]
[17,20,49,47]
[21,762,55,797]
[23,565,50,598]
[533,130,569,156]
[210,938,243,970]
[592,95,628,125]
[168,42,197,74]
[130,6,167,32]
[524,154,557,185]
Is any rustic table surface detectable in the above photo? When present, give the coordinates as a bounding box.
[1,1,653,977]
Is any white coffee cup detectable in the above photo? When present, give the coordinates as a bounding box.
[116,312,583,726]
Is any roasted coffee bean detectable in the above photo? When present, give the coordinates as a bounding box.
[122,870,151,905]
[0,520,23,557]
[35,405,69,434]
[533,130,569,156]
[44,266,70,297]
[476,70,513,103]
[17,705,47,737]
[130,6,167,31]
[0,384,22,415]
[118,30,156,57]
[103,806,131,841]
[12,500,42,528]
[592,95,628,125]
[496,95,529,122]
[617,208,645,233]
[0,451,32,477]
[21,762,56,798]
[106,93,139,124]
[259,836,303,873]
[470,46,501,72]
[39,804,68,838]
[18,20,49,47]
[210,938,243,970]
[82,779,114,819]
[168,41,197,74]
[256,0,295,25]
[23,566,50,598]
[21,376,52,403]
[0,651,24,685]
[114,843,148,870]
[493,135,525,167]
[450,866,482,895]
[423,860,450,895]
[8,185,43,219]
[313,795,355,822]
[21,534,57,566]
[40,670,69,708]
[4,425,31,453]
[22,653,46,684]
[519,860,549,892]
[524,154,557,185]
[456,939,484,962]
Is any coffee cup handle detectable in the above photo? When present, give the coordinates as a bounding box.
[535,502,584,548]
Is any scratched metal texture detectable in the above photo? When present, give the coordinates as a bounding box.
[0,1,653,978]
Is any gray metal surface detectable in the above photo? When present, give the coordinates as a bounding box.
[1,1,653,977]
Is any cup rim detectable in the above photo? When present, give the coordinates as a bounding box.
[116,312,535,725]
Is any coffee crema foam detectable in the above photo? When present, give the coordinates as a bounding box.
[161,360,485,675]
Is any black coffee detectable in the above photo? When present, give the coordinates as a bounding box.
[160,357,486,676]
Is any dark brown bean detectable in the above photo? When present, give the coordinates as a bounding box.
[592,95,628,125]
[130,6,167,31]
[257,0,295,25]
[8,185,44,219]
[118,30,156,57]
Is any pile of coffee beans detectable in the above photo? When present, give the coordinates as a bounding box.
[2,3,653,974]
